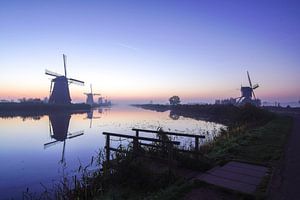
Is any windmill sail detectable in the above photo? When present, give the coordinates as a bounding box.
[63,54,67,77]
[247,71,253,88]
[45,69,63,77]
[68,78,84,85]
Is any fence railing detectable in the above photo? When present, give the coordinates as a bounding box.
[132,128,205,152]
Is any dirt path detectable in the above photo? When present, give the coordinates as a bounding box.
[268,113,300,200]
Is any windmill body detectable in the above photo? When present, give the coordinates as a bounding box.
[85,94,94,105]
[239,86,253,104]
[49,76,71,104]
[45,54,84,105]
[241,87,252,99]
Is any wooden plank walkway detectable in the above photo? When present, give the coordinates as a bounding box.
[196,161,268,194]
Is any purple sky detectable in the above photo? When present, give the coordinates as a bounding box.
[0,0,299,104]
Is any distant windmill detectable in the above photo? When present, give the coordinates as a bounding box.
[84,84,101,106]
[45,54,84,104]
[236,71,260,106]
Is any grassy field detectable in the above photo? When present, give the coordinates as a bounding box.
[207,115,293,164]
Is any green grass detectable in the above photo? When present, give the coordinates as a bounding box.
[95,179,192,200]
[207,116,293,164]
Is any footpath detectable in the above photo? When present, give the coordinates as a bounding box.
[268,113,300,200]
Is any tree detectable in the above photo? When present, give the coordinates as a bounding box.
[169,95,181,106]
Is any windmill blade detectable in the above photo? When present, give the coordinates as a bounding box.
[63,54,67,77]
[93,93,101,96]
[252,90,257,100]
[236,96,243,104]
[247,71,253,88]
[252,84,259,90]
[92,116,101,119]
[90,84,93,94]
[49,118,53,136]
[68,78,84,86]
[83,116,101,119]
[49,80,54,95]
[44,140,61,149]
[45,69,62,77]
[67,130,84,139]
[60,140,66,164]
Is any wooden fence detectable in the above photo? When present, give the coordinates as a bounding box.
[102,128,205,172]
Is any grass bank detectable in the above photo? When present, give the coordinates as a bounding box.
[206,115,293,165]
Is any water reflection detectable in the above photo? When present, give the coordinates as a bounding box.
[44,113,84,165]
[0,105,224,199]
[85,109,102,128]
[169,110,179,120]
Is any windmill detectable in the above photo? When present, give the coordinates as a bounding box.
[84,84,101,106]
[44,113,84,164]
[236,71,260,106]
[45,54,84,104]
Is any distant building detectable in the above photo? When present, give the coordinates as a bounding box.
[0,99,10,103]
[98,97,112,106]
[98,97,103,105]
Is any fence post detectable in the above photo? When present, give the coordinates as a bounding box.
[105,134,110,174]
[167,143,173,174]
[195,136,199,159]
[135,130,139,138]
[195,136,199,152]
[133,136,139,156]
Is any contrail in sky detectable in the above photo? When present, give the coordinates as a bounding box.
[116,43,139,51]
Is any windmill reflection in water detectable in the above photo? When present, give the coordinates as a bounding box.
[44,113,84,165]
[84,108,102,128]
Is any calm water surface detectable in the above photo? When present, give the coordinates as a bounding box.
[0,105,224,199]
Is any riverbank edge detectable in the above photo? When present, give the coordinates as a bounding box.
[0,102,91,118]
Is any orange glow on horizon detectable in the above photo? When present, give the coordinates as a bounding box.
[1,82,299,103]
